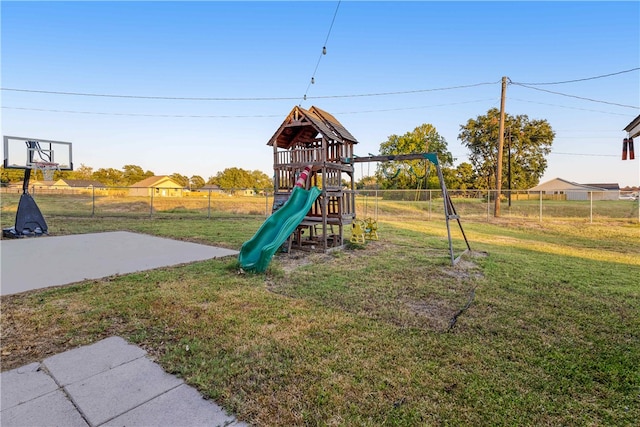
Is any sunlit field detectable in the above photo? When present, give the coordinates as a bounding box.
[1,188,638,223]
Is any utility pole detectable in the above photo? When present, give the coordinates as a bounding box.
[507,128,512,208]
[495,76,507,217]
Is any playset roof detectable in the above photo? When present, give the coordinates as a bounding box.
[267,105,359,149]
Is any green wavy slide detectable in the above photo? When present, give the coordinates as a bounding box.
[238,186,322,273]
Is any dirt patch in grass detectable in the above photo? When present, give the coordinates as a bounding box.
[442,250,488,280]
[266,242,484,332]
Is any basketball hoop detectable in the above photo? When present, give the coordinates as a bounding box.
[33,161,60,181]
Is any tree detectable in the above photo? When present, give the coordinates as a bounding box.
[356,175,378,190]
[190,175,205,189]
[122,165,154,185]
[376,123,453,189]
[458,108,554,190]
[444,162,477,190]
[250,170,272,191]
[92,168,124,187]
[170,173,189,188]
[215,167,253,191]
[71,164,94,180]
[0,166,25,185]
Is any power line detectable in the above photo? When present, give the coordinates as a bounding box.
[334,98,496,115]
[2,98,495,118]
[315,82,499,98]
[0,81,498,101]
[1,106,283,118]
[2,68,635,104]
[0,88,299,101]
[511,67,640,85]
[509,97,634,117]
[510,82,639,109]
[550,151,618,157]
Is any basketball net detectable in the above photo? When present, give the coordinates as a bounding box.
[33,161,60,181]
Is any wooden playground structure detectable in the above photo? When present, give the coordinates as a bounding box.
[268,105,358,251]
[267,105,470,264]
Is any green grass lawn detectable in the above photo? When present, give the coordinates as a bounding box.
[1,215,638,426]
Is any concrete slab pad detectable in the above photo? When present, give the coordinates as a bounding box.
[43,336,147,386]
[0,362,58,410]
[64,356,183,426]
[0,337,248,426]
[103,383,248,427]
[0,389,89,427]
[0,231,239,296]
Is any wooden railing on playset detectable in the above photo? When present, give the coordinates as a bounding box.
[275,145,353,167]
[306,189,356,221]
[275,148,325,166]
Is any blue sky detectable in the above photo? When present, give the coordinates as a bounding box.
[2,1,639,186]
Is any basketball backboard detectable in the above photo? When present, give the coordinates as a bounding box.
[3,136,73,170]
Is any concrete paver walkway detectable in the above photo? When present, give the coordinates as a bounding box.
[0,336,247,426]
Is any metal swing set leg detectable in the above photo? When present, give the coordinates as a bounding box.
[435,162,471,265]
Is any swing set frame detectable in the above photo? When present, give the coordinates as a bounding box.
[349,152,471,266]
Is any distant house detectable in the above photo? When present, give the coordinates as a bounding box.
[196,184,225,194]
[129,176,183,197]
[529,178,619,201]
[53,179,105,190]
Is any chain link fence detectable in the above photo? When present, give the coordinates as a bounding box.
[356,189,639,223]
[1,185,638,223]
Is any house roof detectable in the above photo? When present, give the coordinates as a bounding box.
[56,179,105,187]
[129,175,181,188]
[529,178,619,191]
[267,105,359,149]
[624,114,640,138]
[583,183,620,191]
[198,184,221,191]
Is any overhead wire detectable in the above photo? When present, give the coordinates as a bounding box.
[509,81,639,109]
[301,0,341,105]
[1,98,496,118]
[511,67,639,85]
[0,106,283,118]
[1,81,498,101]
[3,68,634,103]
[0,88,299,101]
[1,69,636,118]
[549,151,619,157]
[509,97,634,117]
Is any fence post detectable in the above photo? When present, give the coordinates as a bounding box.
[590,191,593,224]
[265,190,269,218]
[92,186,95,217]
[487,190,490,221]
[539,191,543,222]
[150,187,154,218]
